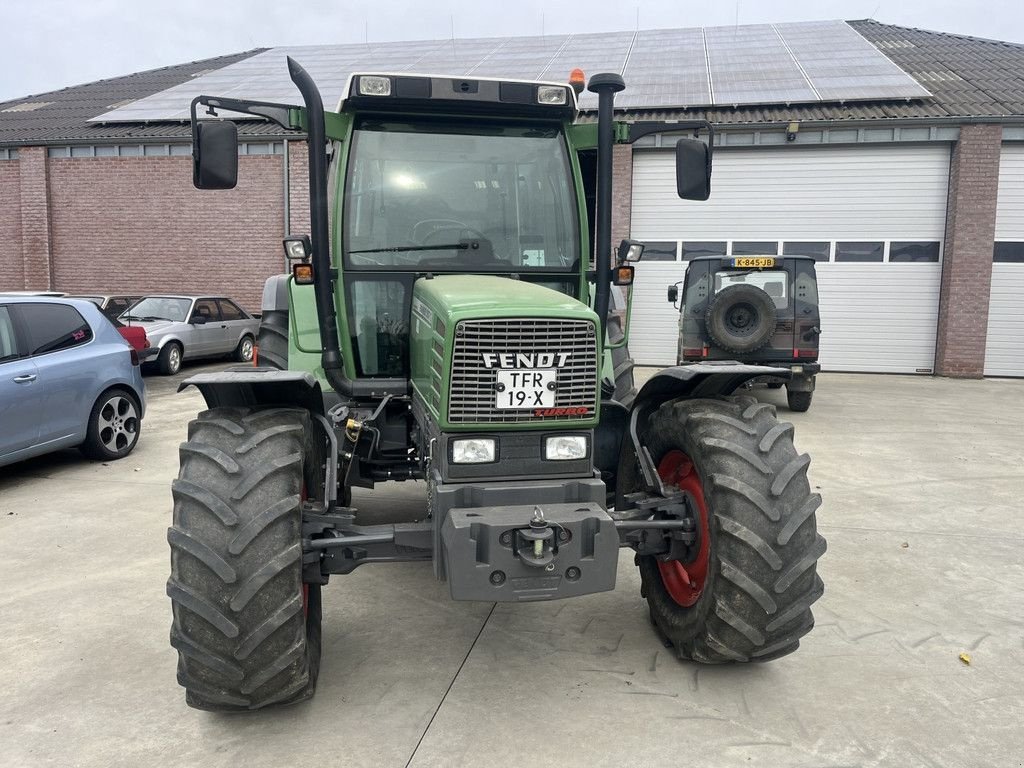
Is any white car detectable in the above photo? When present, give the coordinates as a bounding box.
[120,295,260,375]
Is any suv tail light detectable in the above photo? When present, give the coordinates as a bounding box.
[130,348,140,366]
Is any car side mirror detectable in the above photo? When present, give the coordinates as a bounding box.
[191,315,207,325]
[667,285,679,303]
[193,121,238,190]
[675,138,711,201]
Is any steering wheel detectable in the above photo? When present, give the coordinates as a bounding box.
[413,219,489,247]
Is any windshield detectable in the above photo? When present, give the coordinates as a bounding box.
[714,270,789,309]
[343,121,579,272]
[121,297,191,322]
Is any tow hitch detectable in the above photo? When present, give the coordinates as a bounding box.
[441,502,619,601]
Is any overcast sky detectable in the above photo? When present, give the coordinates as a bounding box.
[2,0,1023,102]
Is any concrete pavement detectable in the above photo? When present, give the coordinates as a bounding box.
[1,369,1022,767]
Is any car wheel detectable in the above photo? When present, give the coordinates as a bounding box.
[158,342,182,375]
[81,388,142,460]
[234,335,255,363]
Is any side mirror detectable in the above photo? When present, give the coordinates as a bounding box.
[191,315,207,325]
[616,239,645,263]
[193,121,238,190]
[667,285,679,303]
[675,138,711,201]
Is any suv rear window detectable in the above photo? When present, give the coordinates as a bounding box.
[16,303,93,355]
[714,269,788,309]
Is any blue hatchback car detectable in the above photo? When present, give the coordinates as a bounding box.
[0,296,146,468]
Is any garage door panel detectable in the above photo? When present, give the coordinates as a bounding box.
[627,262,687,366]
[632,145,949,241]
[984,264,1024,377]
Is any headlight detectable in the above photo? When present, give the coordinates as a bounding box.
[545,435,587,460]
[451,438,496,464]
[358,76,392,96]
[537,85,568,105]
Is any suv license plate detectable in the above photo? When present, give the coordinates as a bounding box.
[731,257,776,268]
[496,369,556,409]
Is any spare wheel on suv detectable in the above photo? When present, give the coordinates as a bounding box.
[704,283,777,354]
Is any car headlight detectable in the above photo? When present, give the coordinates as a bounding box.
[451,438,496,464]
[545,435,587,460]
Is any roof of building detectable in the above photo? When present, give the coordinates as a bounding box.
[629,20,1024,125]
[2,19,1024,145]
[0,50,268,145]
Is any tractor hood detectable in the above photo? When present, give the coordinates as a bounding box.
[412,275,594,323]
[410,275,600,431]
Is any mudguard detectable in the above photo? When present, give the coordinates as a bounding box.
[634,361,790,407]
[178,368,323,413]
[599,362,789,502]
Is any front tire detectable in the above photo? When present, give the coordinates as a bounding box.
[158,342,182,376]
[629,397,825,663]
[168,407,322,710]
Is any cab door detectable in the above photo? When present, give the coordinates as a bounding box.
[0,304,42,459]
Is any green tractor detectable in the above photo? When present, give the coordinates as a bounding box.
[168,60,825,710]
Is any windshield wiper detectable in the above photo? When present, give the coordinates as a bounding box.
[141,315,170,321]
[349,242,474,255]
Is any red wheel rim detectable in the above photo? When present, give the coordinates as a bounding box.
[655,450,710,607]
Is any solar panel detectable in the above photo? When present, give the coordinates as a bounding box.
[616,28,711,109]
[91,20,931,123]
[779,21,931,101]
[705,24,817,105]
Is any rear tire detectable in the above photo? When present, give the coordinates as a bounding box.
[80,387,141,460]
[786,388,813,412]
[257,309,289,371]
[627,397,825,663]
[234,335,255,363]
[158,342,182,376]
[168,407,322,710]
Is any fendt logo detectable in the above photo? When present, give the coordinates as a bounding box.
[481,352,570,369]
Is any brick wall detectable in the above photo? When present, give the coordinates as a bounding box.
[19,147,53,290]
[611,144,633,249]
[0,161,22,289]
[286,140,311,238]
[46,153,287,311]
[935,124,1002,378]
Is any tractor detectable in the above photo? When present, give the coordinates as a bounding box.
[168,60,825,710]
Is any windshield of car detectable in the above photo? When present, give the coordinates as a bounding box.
[714,269,789,309]
[121,297,191,322]
[344,121,579,272]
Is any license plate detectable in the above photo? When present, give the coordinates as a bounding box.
[496,369,555,409]
[731,257,776,268]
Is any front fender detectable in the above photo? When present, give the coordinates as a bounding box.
[178,368,323,413]
[601,363,789,504]
[636,362,789,406]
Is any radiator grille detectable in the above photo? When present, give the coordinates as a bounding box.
[449,318,598,423]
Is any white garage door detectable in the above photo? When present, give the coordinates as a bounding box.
[985,144,1024,377]
[629,144,950,372]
